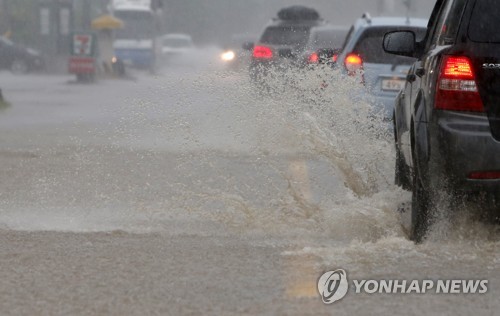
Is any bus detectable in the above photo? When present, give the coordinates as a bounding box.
[112,0,162,69]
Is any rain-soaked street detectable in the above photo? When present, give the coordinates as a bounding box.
[0,57,499,315]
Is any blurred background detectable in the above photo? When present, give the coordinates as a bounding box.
[0,0,435,73]
[2,2,500,315]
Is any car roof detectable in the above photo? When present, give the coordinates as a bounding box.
[266,18,327,28]
[311,25,350,33]
[162,34,193,40]
[354,16,428,29]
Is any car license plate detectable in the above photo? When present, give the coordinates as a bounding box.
[381,79,405,91]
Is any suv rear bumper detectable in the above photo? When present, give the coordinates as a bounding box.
[433,111,500,192]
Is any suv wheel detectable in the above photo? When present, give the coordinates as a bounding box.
[410,161,432,243]
[394,114,411,191]
[395,144,411,191]
[11,59,29,74]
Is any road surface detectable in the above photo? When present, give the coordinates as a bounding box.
[0,60,498,315]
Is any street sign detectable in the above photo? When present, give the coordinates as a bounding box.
[72,34,94,56]
[69,32,97,76]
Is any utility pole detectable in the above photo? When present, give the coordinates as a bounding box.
[82,0,91,30]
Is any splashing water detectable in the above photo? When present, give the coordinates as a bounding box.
[0,61,498,248]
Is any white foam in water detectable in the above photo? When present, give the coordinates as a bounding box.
[1,62,499,316]
[1,62,498,250]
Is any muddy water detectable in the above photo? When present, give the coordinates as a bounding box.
[0,64,498,315]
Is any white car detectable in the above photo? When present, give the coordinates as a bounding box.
[161,34,195,57]
[336,15,427,122]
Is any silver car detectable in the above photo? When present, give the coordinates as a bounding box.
[336,14,427,120]
[301,25,349,65]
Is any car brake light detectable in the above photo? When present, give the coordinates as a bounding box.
[435,56,484,112]
[442,56,474,78]
[344,53,363,74]
[253,46,273,59]
[308,52,319,63]
[468,171,500,180]
[332,54,338,63]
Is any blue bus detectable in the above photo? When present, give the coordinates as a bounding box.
[113,3,161,69]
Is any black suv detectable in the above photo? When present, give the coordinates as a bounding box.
[249,6,329,81]
[385,0,500,242]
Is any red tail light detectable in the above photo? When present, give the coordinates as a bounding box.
[468,171,500,180]
[332,54,338,63]
[308,52,319,63]
[435,56,484,112]
[253,46,273,59]
[344,53,363,74]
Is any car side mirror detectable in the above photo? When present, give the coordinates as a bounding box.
[383,31,416,57]
[242,42,254,51]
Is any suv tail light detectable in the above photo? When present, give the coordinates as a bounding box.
[435,56,484,112]
[468,171,500,180]
[344,53,363,74]
[308,52,319,63]
[253,46,273,59]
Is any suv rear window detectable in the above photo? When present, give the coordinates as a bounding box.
[353,27,426,64]
[311,29,348,49]
[468,0,500,43]
[260,26,310,48]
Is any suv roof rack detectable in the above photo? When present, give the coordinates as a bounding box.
[361,12,372,24]
[277,6,321,21]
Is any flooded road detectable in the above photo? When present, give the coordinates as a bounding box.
[0,63,498,315]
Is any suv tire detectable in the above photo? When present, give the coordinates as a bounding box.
[410,159,432,243]
[395,144,412,191]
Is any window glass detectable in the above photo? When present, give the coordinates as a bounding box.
[115,10,155,40]
[311,29,348,49]
[260,26,310,48]
[436,0,467,45]
[468,0,500,42]
[340,26,355,51]
[424,0,449,49]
